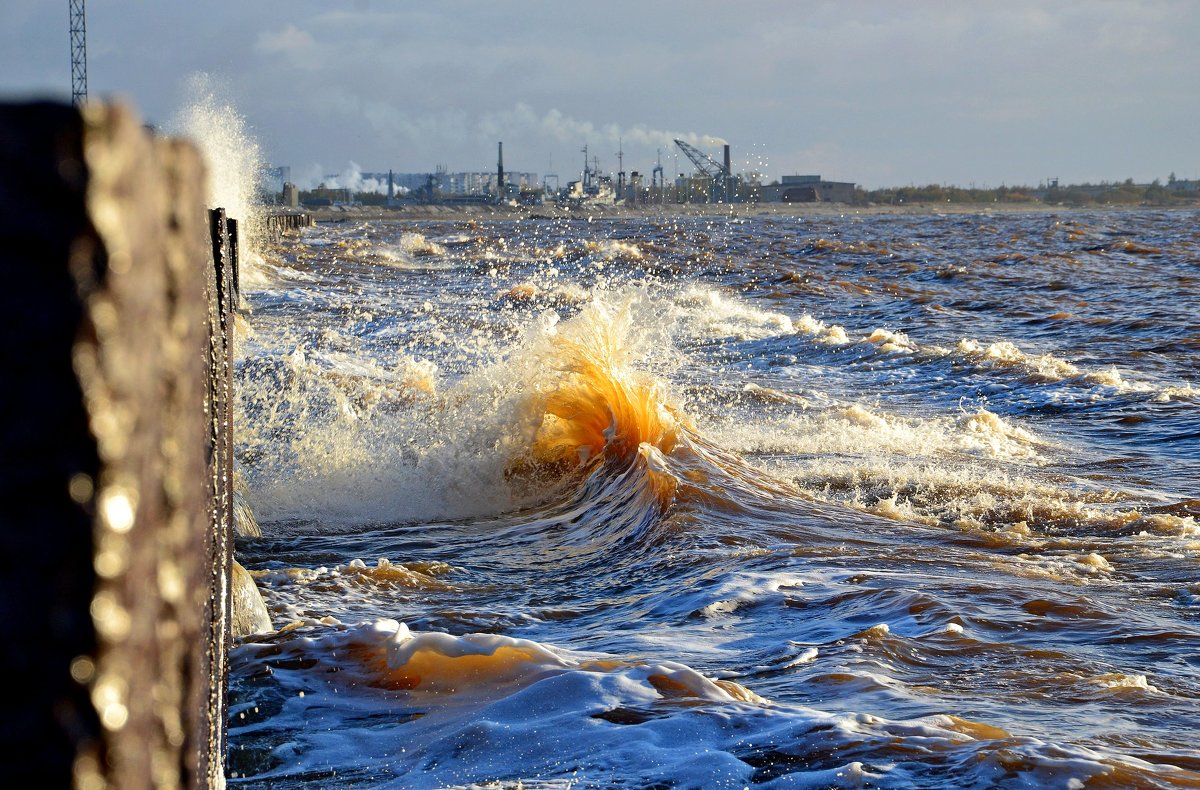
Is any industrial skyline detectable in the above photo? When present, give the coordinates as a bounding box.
[3,1,1198,189]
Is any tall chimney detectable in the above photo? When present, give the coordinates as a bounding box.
[497,141,504,198]
[723,145,732,202]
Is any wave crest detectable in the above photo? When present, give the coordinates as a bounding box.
[512,301,684,484]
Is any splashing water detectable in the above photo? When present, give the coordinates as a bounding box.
[230,210,1200,787]
[168,73,265,254]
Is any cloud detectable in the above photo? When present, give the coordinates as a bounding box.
[478,103,726,150]
[255,25,316,56]
[362,102,471,147]
[196,2,1200,186]
[340,100,729,172]
[383,102,726,158]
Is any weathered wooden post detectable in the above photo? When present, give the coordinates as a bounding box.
[0,101,235,788]
[225,217,240,308]
[262,210,315,244]
[210,209,239,313]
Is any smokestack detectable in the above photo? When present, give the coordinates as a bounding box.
[497,141,504,198]
[387,169,394,202]
[722,145,732,203]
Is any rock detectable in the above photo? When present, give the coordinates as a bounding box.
[232,470,261,539]
[231,562,272,637]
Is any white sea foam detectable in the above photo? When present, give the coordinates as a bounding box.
[791,317,1181,398]
[794,313,851,345]
[168,73,264,250]
[238,341,514,524]
[1154,384,1200,403]
[694,572,812,619]
[375,232,447,265]
[237,286,681,526]
[1090,673,1162,694]
[703,396,1190,539]
[712,401,1047,465]
[229,618,1172,788]
[673,285,795,340]
[586,239,645,262]
[865,327,919,353]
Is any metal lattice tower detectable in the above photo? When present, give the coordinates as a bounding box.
[674,139,738,203]
[70,0,87,106]
[673,139,728,178]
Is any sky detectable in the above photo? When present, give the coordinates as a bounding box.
[3,1,1198,189]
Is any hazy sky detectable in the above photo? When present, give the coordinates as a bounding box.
[4,1,1197,188]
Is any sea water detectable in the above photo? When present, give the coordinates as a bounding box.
[228,209,1200,788]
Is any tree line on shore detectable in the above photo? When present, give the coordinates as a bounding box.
[853,179,1193,207]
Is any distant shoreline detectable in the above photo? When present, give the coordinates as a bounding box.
[305,200,1197,223]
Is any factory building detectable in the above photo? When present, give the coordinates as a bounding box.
[263,165,291,194]
[366,171,539,197]
[282,182,299,208]
[302,186,353,207]
[441,171,539,195]
[758,175,856,203]
[367,172,435,192]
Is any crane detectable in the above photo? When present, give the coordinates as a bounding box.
[616,137,625,196]
[674,139,737,203]
[69,0,87,106]
[673,139,729,179]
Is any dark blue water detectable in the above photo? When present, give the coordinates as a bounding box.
[229,209,1200,788]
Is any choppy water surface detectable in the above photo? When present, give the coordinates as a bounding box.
[229,209,1200,788]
